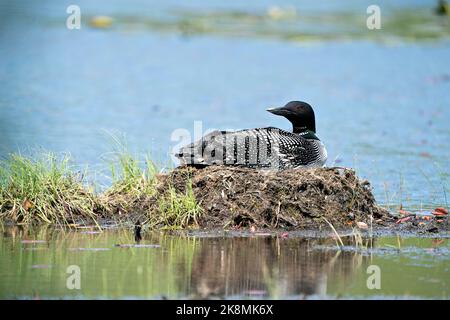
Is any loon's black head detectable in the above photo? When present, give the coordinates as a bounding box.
[267,101,316,134]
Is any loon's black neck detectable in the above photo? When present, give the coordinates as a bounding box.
[291,119,315,135]
[295,128,320,140]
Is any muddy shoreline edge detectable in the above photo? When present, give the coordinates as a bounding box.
[1,165,447,235]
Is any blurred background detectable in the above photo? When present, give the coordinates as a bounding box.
[0,0,449,209]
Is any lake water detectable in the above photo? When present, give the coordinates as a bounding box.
[0,227,448,299]
[0,0,449,208]
[0,0,449,300]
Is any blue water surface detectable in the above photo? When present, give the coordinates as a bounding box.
[0,0,449,208]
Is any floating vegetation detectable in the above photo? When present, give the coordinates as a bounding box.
[84,6,450,43]
[89,16,114,29]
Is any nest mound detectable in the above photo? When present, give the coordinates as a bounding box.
[159,166,390,229]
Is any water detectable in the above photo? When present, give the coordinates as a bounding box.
[0,227,448,299]
[0,0,449,208]
[0,0,449,300]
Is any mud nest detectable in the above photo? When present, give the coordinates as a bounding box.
[158,166,390,229]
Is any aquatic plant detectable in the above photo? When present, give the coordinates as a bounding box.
[99,138,159,216]
[155,180,203,229]
[0,150,204,230]
[0,152,101,227]
[107,139,158,195]
[351,227,366,250]
[103,151,203,230]
[322,217,344,249]
[110,153,158,194]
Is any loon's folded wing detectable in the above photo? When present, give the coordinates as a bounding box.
[176,130,226,166]
[176,127,308,168]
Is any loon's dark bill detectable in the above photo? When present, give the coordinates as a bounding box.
[266,107,291,116]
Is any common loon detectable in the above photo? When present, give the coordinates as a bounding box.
[176,101,327,170]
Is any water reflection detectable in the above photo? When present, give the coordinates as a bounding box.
[0,227,374,299]
[186,236,365,299]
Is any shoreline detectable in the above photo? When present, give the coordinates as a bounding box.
[1,153,447,234]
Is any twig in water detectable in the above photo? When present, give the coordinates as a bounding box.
[322,217,344,248]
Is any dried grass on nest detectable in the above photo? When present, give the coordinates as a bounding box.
[157,165,390,229]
